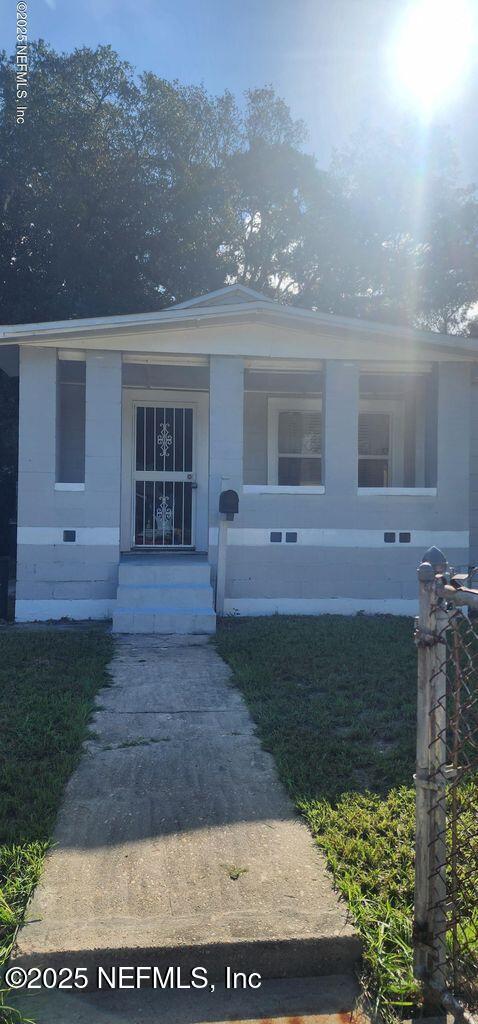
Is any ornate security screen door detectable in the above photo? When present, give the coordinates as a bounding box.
[133,404,195,547]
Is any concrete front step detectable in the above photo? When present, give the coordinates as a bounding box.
[118,558,211,586]
[114,556,216,634]
[116,582,215,610]
[13,923,361,983]
[112,608,216,634]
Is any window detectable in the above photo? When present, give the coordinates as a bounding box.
[358,399,404,488]
[358,371,438,489]
[56,357,86,483]
[268,398,322,486]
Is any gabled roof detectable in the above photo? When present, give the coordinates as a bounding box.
[1,285,478,358]
[171,284,274,309]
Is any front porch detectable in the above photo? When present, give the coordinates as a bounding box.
[56,351,445,553]
[13,286,474,629]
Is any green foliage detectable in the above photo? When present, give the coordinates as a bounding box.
[0,628,113,1008]
[217,613,417,800]
[0,43,477,330]
[216,615,421,1017]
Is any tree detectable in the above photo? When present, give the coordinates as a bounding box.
[0,43,153,321]
[0,46,320,321]
[0,44,477,332]
[312,124,478,332]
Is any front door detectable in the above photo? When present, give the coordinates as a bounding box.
[133,402,196,547]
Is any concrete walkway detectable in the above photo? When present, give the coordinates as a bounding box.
[13,634,360,1013]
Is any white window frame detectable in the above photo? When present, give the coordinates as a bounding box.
[358,398,405,488]
[267,397,323,490]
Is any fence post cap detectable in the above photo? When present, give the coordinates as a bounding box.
[417,561,435,582]
[422,545,446,572]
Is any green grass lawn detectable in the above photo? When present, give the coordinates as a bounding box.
[0,628,113,1021]
[216,614,419,1019]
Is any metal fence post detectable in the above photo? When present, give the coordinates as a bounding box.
[414,560,435,981]
[428,599,449,994]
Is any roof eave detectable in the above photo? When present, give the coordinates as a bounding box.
[1,300,477,356]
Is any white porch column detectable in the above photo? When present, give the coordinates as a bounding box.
[85,352,122,538]
[209,356,244,539]
[437,362,471,527]
[324,360,358,496]
[17,347,57,527]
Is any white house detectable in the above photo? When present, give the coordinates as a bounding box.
[1,284,477,633]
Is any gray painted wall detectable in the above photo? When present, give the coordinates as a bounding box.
[15,347,476,618]
[16,348,121,615]
[85,351,121,534]
[223,545,470,604]
[209,355,244,528]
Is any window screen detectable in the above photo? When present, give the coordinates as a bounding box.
[56,359,86,483]
[358,412,390,487]
[277,409,322,485]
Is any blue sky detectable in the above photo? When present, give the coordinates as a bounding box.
[3,0,478,179]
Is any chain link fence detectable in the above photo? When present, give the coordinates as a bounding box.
[414,551,478,1022]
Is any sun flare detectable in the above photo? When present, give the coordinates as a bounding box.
[391,0,475,112]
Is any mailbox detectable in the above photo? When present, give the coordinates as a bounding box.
[219,489,239,521]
